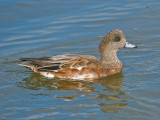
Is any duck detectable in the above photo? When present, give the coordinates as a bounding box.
[17,29,137,80]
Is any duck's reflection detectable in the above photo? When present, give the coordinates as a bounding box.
[17,73,127,113]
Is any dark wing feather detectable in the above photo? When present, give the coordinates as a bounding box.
[38,65,60,71]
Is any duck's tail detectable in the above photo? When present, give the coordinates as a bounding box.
[17,61,34,68]
[17,61,38,72]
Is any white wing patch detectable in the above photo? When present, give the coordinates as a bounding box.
[52,70,58,72]
[41,72,55,78]
[77,67,83,71]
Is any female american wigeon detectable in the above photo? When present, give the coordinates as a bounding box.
[18,29,137,79]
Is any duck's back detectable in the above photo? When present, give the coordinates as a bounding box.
[18,54,108,79]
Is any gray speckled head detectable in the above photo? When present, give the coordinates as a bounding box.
[99,29,137,64]
[99,29,126,55]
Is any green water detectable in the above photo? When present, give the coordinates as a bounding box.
[0,0,160,119]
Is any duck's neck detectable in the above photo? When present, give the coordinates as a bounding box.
[100,50,122,69]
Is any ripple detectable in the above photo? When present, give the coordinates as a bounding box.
[0,38,54,47]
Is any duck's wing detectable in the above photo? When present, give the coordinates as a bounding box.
[18,54,100,72]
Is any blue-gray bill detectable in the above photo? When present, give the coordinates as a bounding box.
[125,42,137,48]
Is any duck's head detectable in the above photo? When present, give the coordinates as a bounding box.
[99,29,137,55]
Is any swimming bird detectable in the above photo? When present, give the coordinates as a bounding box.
[17,29,137,79]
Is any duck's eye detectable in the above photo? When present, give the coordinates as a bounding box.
[114,36,121,42]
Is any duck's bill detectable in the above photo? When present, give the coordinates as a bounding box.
[125,42,137,48]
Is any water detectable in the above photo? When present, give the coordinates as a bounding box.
[0,0,160,119]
